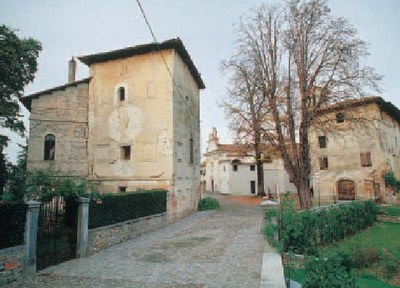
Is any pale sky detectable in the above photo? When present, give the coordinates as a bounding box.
[1,0,399,163]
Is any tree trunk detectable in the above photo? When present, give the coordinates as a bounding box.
[297,179,312,210]
[256,152,266,197]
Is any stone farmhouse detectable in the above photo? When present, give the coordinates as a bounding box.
[309,96,400,203]
[21,38,205,217]
[203,97,400,204]
[201,128,296,195]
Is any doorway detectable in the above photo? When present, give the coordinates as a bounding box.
[250,181,256,194]
[338,179,356,200]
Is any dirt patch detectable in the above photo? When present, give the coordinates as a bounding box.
[208,193,263,207]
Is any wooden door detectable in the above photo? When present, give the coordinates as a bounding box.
[338,180,355,200]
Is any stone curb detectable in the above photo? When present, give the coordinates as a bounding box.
[259,251,286,288]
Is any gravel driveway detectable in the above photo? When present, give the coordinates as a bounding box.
[5,194,266,288]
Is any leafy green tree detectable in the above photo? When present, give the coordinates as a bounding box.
[0,25,41,194]
[0,147,8,197]
[7,144,27,201]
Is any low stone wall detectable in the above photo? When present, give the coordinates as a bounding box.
[0,245,24,285]
[88,212,172,254]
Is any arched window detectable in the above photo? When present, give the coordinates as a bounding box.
[231,159,241,172]
[44,134,55,160]
[118,87,125,102]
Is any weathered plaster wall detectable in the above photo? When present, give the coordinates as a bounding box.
[27,83,89,176]
[264,158,297,194]
[171,50,201,216]
[309,103,397,202]
[378,110,400,178]
[229,161,257,195]
[87,51,175,192]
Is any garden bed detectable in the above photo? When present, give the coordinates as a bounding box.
[286,221,400,287]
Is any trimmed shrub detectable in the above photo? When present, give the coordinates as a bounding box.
[0,203,27,249]
[381,249,400,278]
[304,254,356,288]
[198,197,220,211]
[268,198,379,255]
[88,189,167,229]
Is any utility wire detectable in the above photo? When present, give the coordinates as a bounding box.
[135,0,200,133]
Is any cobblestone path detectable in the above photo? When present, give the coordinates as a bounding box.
[6,194,266,288]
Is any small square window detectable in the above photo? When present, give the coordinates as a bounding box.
[118,186,127,192]
[121,146,131,160]
[336,113,344,123]
[318,136,327,149]
[233,165,238,171]
[250,165,255,171]
[319,157,328,170]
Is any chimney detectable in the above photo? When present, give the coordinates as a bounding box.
[68,57,76,83]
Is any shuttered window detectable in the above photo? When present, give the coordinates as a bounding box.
[360,152,372,167]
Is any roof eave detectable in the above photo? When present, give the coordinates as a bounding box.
[21,77,91,111]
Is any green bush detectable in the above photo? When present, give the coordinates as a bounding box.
[381,249,400,278]
[269,198,379,255]
[304,254,356,288]
[198,197,220,211]
[24,169,100,201]
[89,189,167,229]
[263,222,279,248]
[384,172,400,193]
[0,203,27,249]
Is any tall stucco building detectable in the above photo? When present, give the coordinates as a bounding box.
[309,97,400,202]
[22,38,205,217]
[202,128,296,195]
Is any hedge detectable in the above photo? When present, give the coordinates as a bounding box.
[0,203,27,249]
[88,189,167,229]
[264,199,379,255]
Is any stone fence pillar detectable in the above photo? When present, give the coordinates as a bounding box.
[76,197,90,258]
[23,201,41,276]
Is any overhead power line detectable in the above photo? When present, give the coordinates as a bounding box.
[135,0,200,133]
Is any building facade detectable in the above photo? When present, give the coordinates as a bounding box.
[309,97,400,202]
[202,128,296,195]
[22,38,205,217]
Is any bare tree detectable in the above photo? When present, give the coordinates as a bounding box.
[222,0,381,209]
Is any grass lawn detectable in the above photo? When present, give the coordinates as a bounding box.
[287,220,400,287]
[380,204,400,217]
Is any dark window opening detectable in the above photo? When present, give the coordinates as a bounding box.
[118,87,125,102]
[360,152,372,167]
[121,146,131,160]
[319,157,328,170]
[250,165,255,171]
[318,136,327,149]
[232,159,241,171]
[189,138,194,164]
[44,134,55,160]
[336,113,344,123]
[118,186,127,192]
